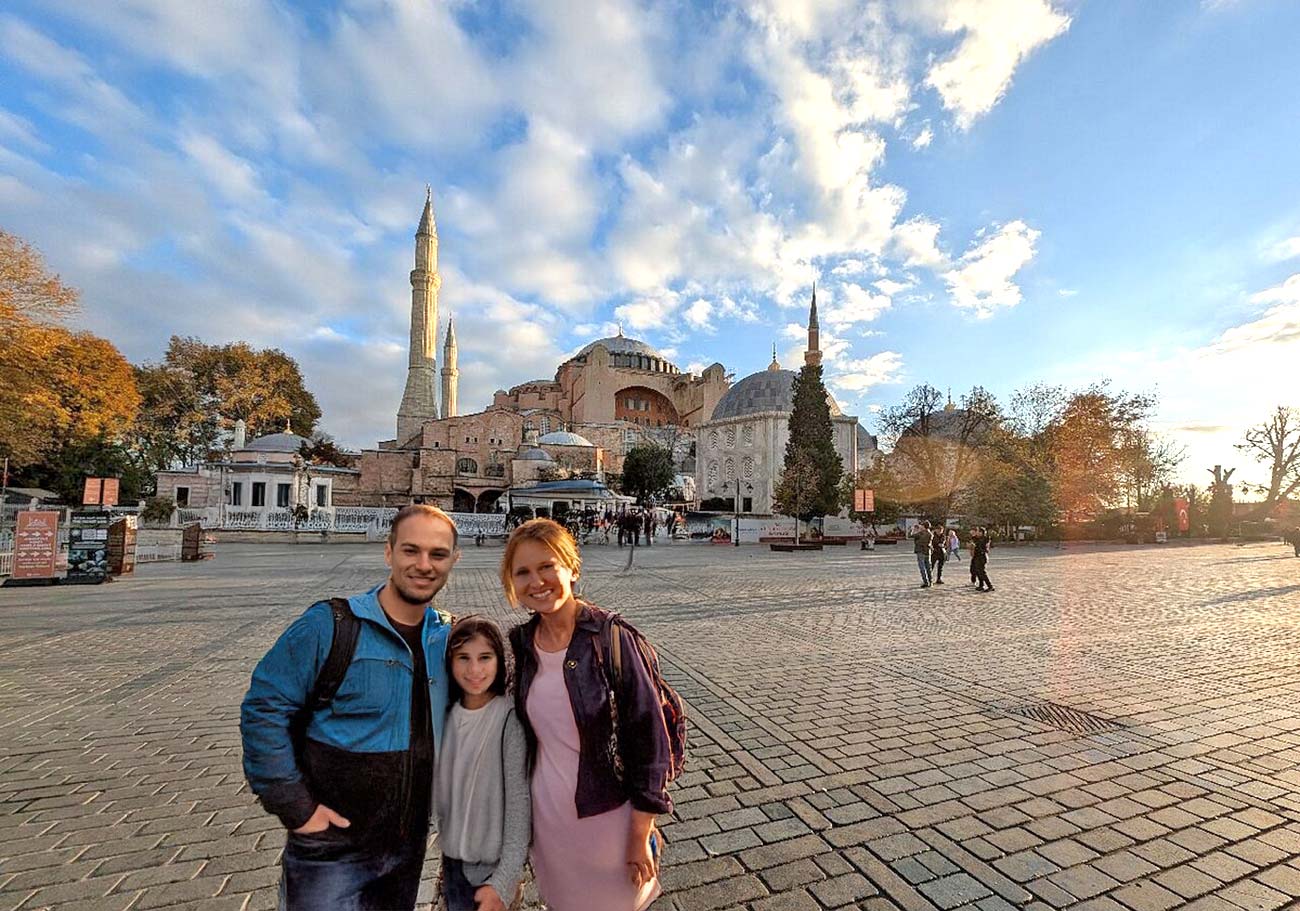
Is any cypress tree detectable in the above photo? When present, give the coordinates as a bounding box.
[778,362,843,519]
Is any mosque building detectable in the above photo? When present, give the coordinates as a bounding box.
[694,288,878,515]
[354,190,730,511]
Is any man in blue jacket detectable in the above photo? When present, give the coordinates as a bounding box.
[241,504,460,910]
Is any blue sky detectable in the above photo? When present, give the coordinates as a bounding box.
[2,0,1298,489]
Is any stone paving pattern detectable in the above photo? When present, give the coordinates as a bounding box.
[2,540,1300,910]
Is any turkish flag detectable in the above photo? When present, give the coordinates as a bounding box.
[1174,498,1190,533]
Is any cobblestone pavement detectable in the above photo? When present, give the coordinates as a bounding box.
[2,539,1300,911]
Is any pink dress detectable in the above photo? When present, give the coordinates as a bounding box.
[527,645,661,911]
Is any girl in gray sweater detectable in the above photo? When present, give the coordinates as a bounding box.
[436,617,531,911]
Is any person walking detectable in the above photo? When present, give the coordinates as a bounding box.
[240,504,460,910]
[912,521,933,588]
[1289,526,1300,557]
[930,524,948,585]
[972,526,994,592]
[435,617,530,911]
[947,527,961,562]
[504,519,673,911]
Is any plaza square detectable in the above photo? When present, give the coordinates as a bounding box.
[2,539,1299,910]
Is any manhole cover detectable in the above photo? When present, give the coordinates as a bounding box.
[1001,702,1125,735]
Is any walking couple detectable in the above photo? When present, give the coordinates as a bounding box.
[911,520,960,588]
[241,505,680,911]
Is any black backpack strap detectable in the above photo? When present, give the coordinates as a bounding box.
[309,598,361,711]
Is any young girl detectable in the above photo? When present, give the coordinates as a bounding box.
[436,617,530,911]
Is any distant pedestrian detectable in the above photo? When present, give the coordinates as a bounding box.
[912,521,933,588]
[930,525,947,585]
[643,511,654,546]
[972,526,994,592]
[1289,526,1300,557]
[947,528,961,562]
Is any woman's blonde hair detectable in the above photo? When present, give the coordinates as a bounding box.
[500,518,582,607]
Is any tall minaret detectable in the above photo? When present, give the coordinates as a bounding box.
[396,186,441,442]
[441,317,459,418]
[804,282,822,367]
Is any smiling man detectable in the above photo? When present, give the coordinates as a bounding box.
[240,504,461,910]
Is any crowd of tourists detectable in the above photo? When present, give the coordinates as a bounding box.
[241,505,683,911]
[911,521,995,591]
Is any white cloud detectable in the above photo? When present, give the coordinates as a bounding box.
[924,0,1071,130]
[1264,236,1300,263]
[892,217,947,268]
[874,277,913,296]
[828,351,904,392]
[824,283,893,327]
[912,126,934,149]
[179,132,266,205]
[616,292,682,331]
[943,220,1039,317]
[683,298,714,331]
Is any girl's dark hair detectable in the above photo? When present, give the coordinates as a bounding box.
[446,615,509,703]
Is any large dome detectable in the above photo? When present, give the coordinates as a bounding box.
[710,369,842,421]
[574,335,665,361]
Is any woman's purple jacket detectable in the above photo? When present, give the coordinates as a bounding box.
[509,603,673,818]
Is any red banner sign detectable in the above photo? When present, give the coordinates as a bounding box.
[101,478,119,507]
[1174,498,1190,533]
[853,488,875,512]
[13,511,59,580]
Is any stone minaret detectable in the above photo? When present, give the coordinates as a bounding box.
[396,186,441,443]
[805,283,822,367]
[441,317,459,418]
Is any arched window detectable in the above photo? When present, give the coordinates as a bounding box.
[707,462,719,489]
[742,456,755,480]
[540,415,551,434]
[724,458,736,481]
[456,458,478,475]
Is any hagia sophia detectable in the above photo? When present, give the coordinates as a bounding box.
[353,189,878,514]
[156,190,879,518]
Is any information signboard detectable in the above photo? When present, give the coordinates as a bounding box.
[107,515,137,575]
[66,510,112,583]
[853,488,875,512]
[13,511,59,580]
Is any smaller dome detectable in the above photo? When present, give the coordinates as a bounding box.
[518,447,555,462]
[538,430,594,447]
[710,369,842,421]
[245,432,310,453]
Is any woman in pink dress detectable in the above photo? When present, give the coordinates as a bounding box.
[504,519,672,911]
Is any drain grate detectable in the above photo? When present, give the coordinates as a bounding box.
[1001,702,1125,735]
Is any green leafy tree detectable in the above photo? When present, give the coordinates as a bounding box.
[25,435,151,504]
[780,361,843,518]
[131,336,322,468]
[620,444,675,505]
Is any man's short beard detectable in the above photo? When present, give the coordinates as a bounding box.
[392,577,440,606]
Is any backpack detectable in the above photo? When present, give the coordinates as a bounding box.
[288,598,362,755]
[593,613,688,784]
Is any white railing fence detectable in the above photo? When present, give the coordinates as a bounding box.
[171,506,505,538]
[0,552,12,577]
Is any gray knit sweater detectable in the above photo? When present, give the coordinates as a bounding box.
[435,699,531,901]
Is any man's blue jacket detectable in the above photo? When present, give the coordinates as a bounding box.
[239,586,451,839]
